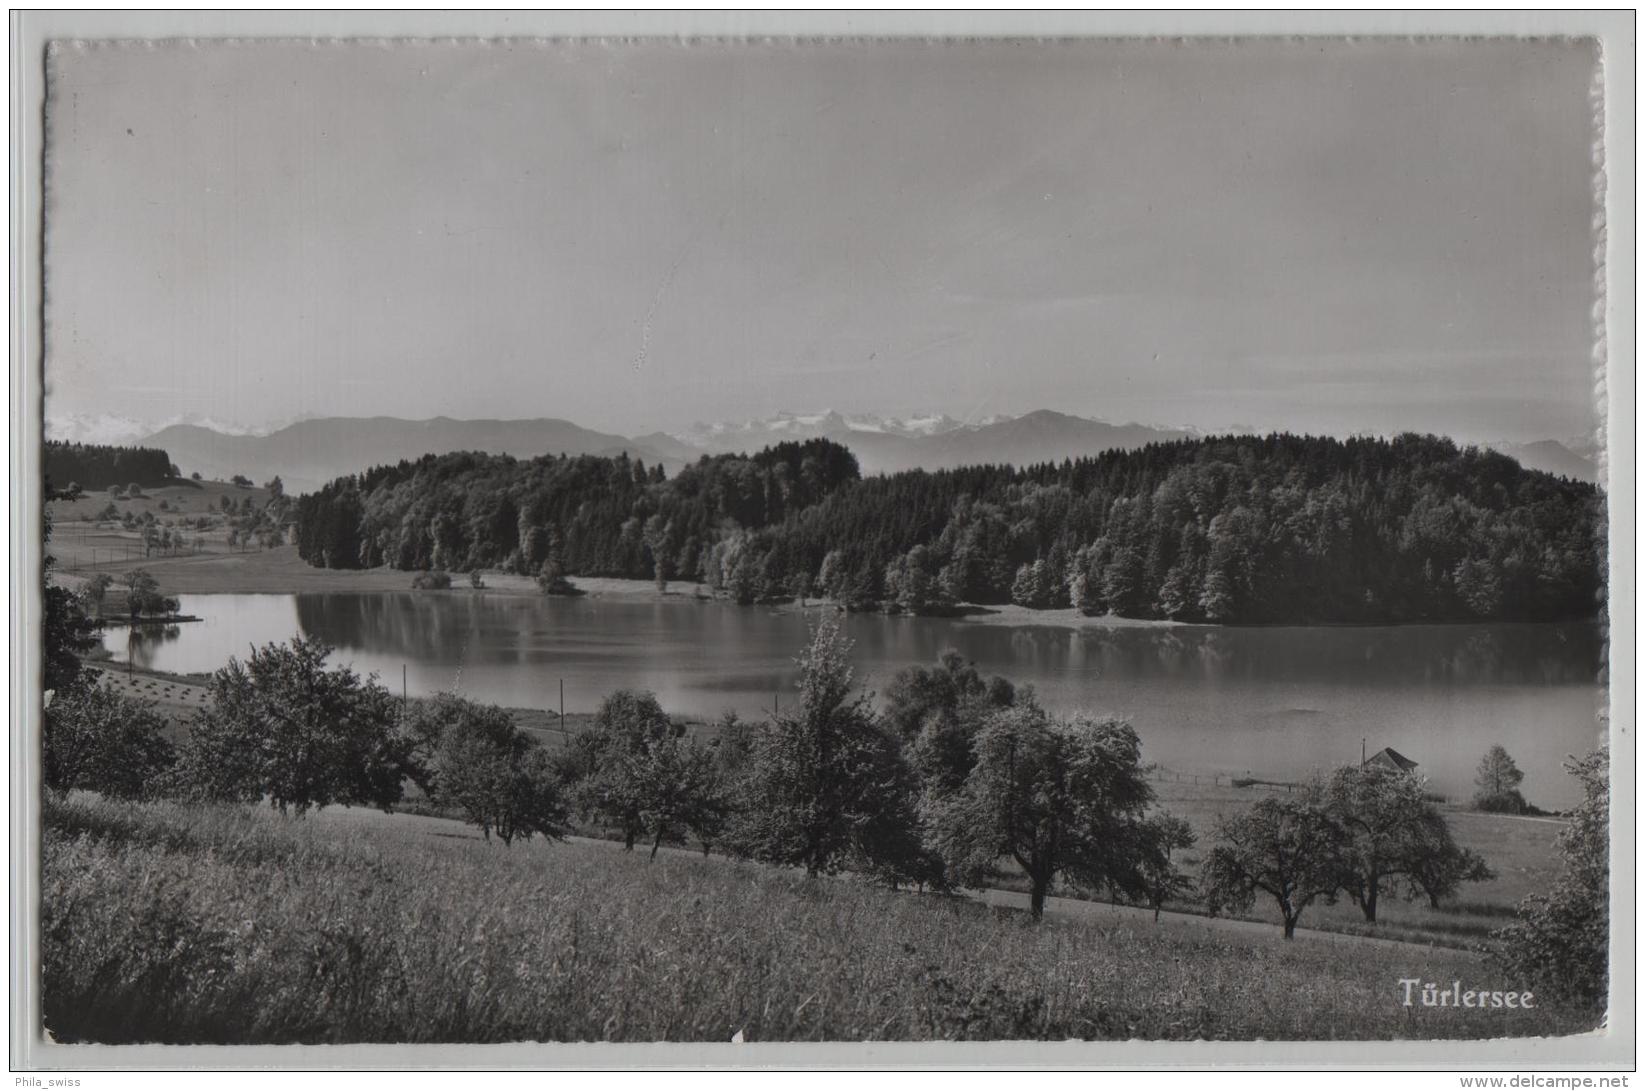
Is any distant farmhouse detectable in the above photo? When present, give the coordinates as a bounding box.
[1364,746,1419,773]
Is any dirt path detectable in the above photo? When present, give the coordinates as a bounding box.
[966,887,1427,951]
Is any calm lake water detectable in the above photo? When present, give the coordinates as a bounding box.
[107,592,1608,809]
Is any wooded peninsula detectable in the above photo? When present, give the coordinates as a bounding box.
[290,433,1602,625]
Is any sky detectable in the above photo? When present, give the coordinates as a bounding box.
[44,37,1602,443]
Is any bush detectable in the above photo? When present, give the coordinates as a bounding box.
[1493,749,1608,1009]
[411,570,452,591]
[1475,789,1528,815]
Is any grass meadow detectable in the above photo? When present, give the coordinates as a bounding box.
[41,792,1598,1045]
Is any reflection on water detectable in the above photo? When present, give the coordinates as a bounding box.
[103,592,1607,808]
[120,624,184,672]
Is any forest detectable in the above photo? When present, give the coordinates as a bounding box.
[44,440,178,491]
[292,433,1603,625]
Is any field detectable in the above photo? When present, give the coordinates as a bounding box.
[40,792,1596,1045]
[51,478,273,523]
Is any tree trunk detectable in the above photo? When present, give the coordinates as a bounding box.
[1283,914,1298,940]
[651,829,663,859]
[624,828,636,852]
[1362,881,1379,923]
[1029,876,1049,920]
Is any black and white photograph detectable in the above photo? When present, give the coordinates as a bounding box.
[11,10,1634,1072]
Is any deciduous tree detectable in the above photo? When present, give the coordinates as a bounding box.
[1322,763,1483,923]
[1202,796,1345,939]
[730,616,925,882]
[175,636,414,816]
[1473,744,1528,814]
[419,694,568,846]
[44,682,175,799]
[927,706,1156,919]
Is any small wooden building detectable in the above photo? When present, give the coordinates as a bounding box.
[1363,746,1419,773]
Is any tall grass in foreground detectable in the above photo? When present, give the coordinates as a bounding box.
[42,795,1598,1044]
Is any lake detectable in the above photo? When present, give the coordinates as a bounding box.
[106,592,1608,809]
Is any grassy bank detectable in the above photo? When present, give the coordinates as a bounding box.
[41,793,1595,1044]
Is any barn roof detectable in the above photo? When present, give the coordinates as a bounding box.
[1364,746,1419,772]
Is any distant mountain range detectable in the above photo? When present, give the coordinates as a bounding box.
[670,409,1194,475]
[1483,438,1601,484]
[44,408,1601,493]
[138,417,687,496]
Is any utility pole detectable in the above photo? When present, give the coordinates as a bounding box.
[1362,737,1366,765]
[559,678,564,729]
[402,664,408,724]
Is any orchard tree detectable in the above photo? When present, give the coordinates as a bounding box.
[927,706,1157,919]
[1140,812,1198,922]
[683,736,737,857]
[629,727,725,858]
[175,636,415,815]
[44,682,175,799]
[570,689,679,851]
[730,615,927,882]
[1203,796,1345,939]
[1494,748,1609,1009]
[415,694,568,846]
[1473,744,1528,814]
[1322,763,1485,923]
[1406,810,1495,909]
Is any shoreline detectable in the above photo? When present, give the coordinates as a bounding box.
[49,537,1601,633]
[46,540,1191,632]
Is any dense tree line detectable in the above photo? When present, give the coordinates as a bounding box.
[295,433,1601,624]
[45,441,177,491]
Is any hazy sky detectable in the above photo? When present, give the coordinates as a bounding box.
[45,37,1602,441]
